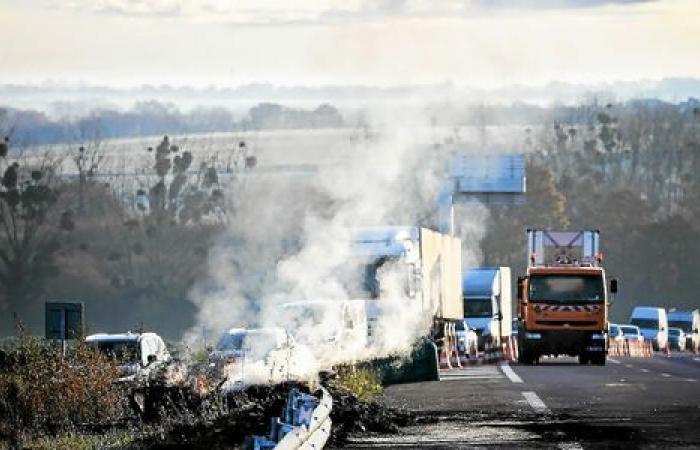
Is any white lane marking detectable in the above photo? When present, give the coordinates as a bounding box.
[522,391,550,413]
[557,444,584,450]
[661,373,671,378]
[694,357,700,362]
[625,364,634,368]
[640,369,650,373]
[499,362,524,384]
[607,358,621,364]
[684,378,698,382]
[439,366,503,381]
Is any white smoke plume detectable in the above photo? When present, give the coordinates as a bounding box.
[184,106,491,369]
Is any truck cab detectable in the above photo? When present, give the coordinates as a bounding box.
[463,267,512,350]
[517,230,617,365]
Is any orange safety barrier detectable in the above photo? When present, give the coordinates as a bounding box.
[450,338,463,368]
[503,336,519,362]
[438,341,452,369]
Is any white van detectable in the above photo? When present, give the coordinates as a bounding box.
[668,309,700,353]
[629,306,668,350]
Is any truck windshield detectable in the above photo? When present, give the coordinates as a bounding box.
[630,318,658,329]
[668,321,691,333]
[464,298,492,317]
[528,275,604,303]
[344,256,406,299]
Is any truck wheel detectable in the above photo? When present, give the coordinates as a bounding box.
[591,353,606,366]
[519,350,537,365]
[578,354,589,365]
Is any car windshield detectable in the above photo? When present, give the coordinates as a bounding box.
[609,326,621,337]
[668,321,692,333]
[620,326,639,335]
[464,298,492,317]
[217,331,280,358]
[630,318,658,329]
[92,340,139,362]
[668,329,681,337]
[455,321,467,331]
[529,275,604,303]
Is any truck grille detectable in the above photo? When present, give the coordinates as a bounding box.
[535,320,598,327]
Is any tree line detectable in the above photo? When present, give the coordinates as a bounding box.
[1,98,699,336]
[481,100,700,322]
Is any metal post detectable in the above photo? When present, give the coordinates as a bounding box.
[60,309,66,356]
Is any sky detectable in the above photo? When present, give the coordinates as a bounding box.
[0,0,699,88]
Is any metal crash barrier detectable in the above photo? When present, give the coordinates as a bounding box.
[249,387,333,450]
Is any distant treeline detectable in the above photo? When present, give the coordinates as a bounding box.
[480,98,700,322]
[1,98,700,337]
[0,101,344,146]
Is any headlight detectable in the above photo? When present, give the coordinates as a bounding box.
[525,332,542,340]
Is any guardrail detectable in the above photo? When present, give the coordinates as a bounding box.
[249,387,332,450]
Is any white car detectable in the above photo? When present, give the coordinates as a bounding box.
[618,325,644,343]
[668,327,686,351]
[210,327,317,391]
[86,332,171,381]
[455,319,479,355]
[608,323,625,344]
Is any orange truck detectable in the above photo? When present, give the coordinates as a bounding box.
[516,230,618,365]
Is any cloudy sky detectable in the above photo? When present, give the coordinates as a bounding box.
[0,0,698,88]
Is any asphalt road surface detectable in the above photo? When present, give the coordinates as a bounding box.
[344,352,700,449]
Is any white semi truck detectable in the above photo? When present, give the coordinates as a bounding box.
[349,226,464,340]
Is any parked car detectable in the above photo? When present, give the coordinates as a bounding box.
[608,323,624,344]
[630,306,668,350]
[455,319,478,355]
[668,327,686,351]
[210,327,316,391]
[618,325,644,343]
[85,332,170,381]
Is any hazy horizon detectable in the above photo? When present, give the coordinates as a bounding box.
[2,0,699,89]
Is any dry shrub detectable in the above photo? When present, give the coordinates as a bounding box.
[0,337,129,433]
[329,366,382,401]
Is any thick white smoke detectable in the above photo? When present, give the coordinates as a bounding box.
[184,107,490,370]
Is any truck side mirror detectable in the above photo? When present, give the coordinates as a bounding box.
[609,278,618,294]
[494,311,503,321]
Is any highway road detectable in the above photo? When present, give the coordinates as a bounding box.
[344,353,700,448]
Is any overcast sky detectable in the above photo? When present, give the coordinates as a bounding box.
[0,0,698,88]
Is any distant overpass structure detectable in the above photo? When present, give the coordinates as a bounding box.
[438,153,526,235]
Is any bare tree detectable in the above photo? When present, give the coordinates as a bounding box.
[0,137,67,312]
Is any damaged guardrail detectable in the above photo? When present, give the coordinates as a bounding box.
[249,386,333,450]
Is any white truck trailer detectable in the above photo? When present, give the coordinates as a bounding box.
[349,226,463,340]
